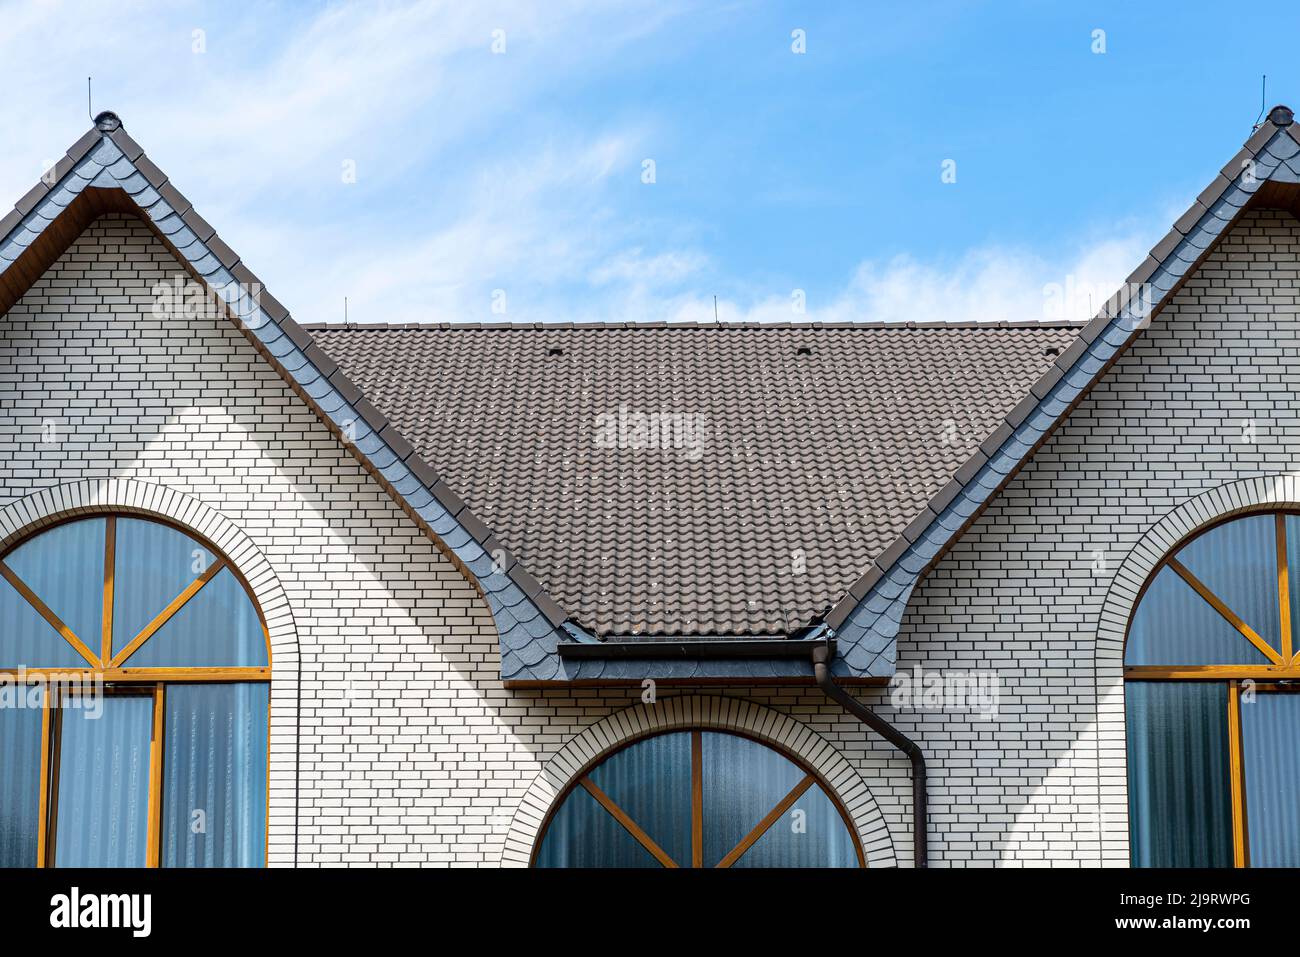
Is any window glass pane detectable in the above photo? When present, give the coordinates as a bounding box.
[733,782,858,868]
[0,697,43,867]
[1176,515,1280,654]
[1285,516,1300,644]
[1240,691,1300,867]
[1126,681,1233,867]
[120,568,266,668]
[535,730,862,867]
[161,683,268,868]
[0,573,90,668]
[54,695,153,867]
[1126,565,1268,666]
[587,732,691,866]
[112,518,216,658]
[4,518,104,655]
[534,784,659,868]
[701,732,805,867]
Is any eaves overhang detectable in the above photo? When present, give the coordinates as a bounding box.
[819,104,1300,679]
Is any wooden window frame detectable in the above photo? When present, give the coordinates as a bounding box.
[530,728,866,868]
[1124,509,1300,868]
[1,513,272,868]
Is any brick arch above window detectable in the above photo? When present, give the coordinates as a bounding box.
[1094,473,1300,864]
[500,694,898,867]
[0,479,298,667]
[0,478,301,865]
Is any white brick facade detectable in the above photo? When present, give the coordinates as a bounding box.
[894,207,1300,865]
[0,216,907,866]
[4,209,1292,866]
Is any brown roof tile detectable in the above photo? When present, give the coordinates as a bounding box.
[308,321,1080,637]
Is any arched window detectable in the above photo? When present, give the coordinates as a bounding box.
[0,515,270,868]
[533,730,864,868]
[1125,511,1300,868]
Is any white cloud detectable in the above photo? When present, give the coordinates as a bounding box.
[0,1,1175,331]
[589,248,708,287]
[615,221,1168,327]
[284,130,649,324]
[329,220,1167,327]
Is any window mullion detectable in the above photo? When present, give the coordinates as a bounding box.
[1278,514,1293,663]
[1167,557,1285,665]
[716,774,817,868]
[101,516,115,666]
[578,777,679,868]
[35,686,52,868]
[146,683,165,868]
[0,562,100,667]
[109,560,226,668]
[691,730,703,868]
[1227,681,1248,868]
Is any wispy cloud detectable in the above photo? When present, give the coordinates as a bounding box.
[0,1,1173,330]
[514,220,1167,327]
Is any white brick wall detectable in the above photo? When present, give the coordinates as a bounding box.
[0,216,912,866]
[6,208,1286,866]
[896,207,1300,865]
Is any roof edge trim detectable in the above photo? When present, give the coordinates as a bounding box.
[823,107,1300,677]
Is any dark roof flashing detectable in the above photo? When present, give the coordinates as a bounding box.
[557,637,834,660]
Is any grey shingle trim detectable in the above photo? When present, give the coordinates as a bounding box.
[0,120,576,682]
[823,105,1300,677]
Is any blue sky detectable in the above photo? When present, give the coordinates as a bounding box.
[1,0,1295,325]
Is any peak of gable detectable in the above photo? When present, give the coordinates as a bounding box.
[0,118,576,683]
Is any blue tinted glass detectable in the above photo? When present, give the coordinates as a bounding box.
[4,518,104,655]
[536,731,862,867]
[120,568,266,668]
[0,572,89,668]
[0,698,43,867]
[701,732,804,867]
[55,695,152,867]
[587,732,691,866]
[161,683,268,868]
[534,784,659,867]
[113,518,215,657]
[1177,516,1280,654]
[1126,565,1268,666]
[1285,516,1300,648]
[1126,681,1233,868]
[733,782,858,868]
[1241,692,1300,867]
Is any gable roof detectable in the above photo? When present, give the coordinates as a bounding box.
[0,112,575,683]
[12,106,1280,685]
[308,321,1079,645]
[820,104,1300,676]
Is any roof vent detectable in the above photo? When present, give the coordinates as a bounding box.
[1270,105,1295,128]
[94,111,122,132]
[796,345,813,356]
[1044,345,1061,357]
[547,346,564,357]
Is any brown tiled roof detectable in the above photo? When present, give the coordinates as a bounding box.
[307,320,1082,637]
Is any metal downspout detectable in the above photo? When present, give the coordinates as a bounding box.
[811,643,928,867]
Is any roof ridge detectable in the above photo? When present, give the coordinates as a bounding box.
[302,319,1088,332]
